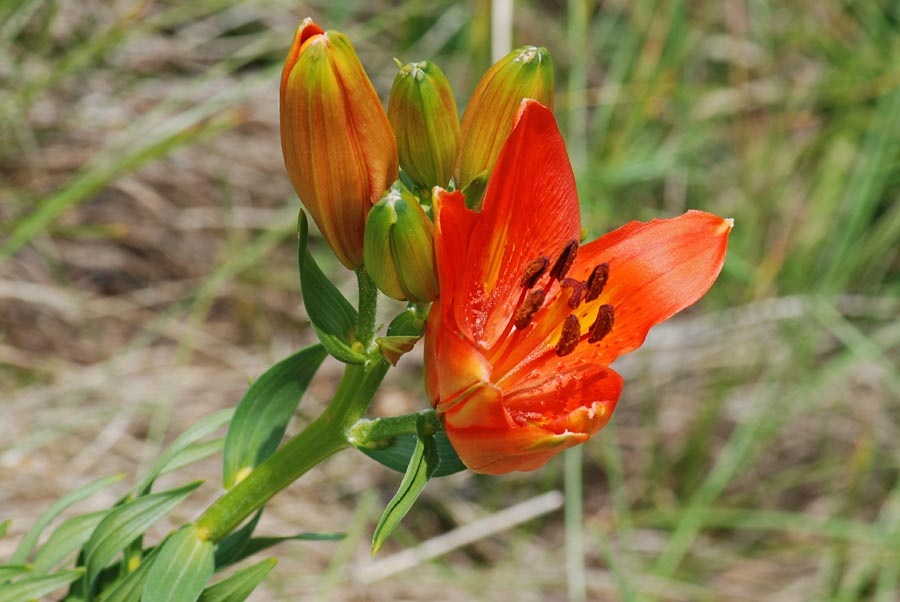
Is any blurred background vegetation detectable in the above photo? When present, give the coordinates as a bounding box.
[1,0,898,600]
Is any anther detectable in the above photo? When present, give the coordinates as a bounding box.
[549,240,578,280]
[584,263,609,302]
[588,304,615,343]
[520,256,550,288]
[561,278,584,308]
[514,289,546,330]
[555,315,581,356]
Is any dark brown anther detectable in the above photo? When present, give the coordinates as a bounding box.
[561,278,584,308]
[520,256,550,288]
[584,263,609,302]
[514,289,546,330]
[549,239,578,280]
[588,304,615,343]
[555,315,581,356]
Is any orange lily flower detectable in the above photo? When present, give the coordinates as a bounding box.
[424,100,732,475]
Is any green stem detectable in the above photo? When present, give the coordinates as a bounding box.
[195,358,389,543]
[195,261,386,542]
[194,413,346,543]
[355,268,379,349]
[347,409,440,448]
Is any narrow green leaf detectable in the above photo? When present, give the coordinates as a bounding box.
[371,420,440,554]
[222,344,328,489]
[213,512,262,569]
[0,565,31,583]
[160,438,225,476]
[85,481,201,591]
[31,510,108,574]
[142,525,214,602]
[96,548,158,602]
[297,211,365,364]
[10,474,123,564]
[0,520,10,539]
[0,568,83,602]
[198,558,277,602]
[238,532,344,559]
[360,429,466,478]
[130,410,231,497]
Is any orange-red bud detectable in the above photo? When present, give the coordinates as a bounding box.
[455,46,554,189]
[280,18,398,269]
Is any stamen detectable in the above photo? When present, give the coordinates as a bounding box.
[584,263,609,302]
[588,304,615,343]
[549,240,578,280]
[514,289,546,330]
[561,278,584,308]
[520,256,550,288]
[555,315,581,356]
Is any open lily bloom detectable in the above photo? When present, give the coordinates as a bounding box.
[425,100,732,475]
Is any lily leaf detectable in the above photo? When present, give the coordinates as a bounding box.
[96,548,158,602]
[0,565,31,583]
[371,417,440,554]
[84,481,201,591]
[9,474,123,565]
[197,558,277,602]
[297,211,365,364]
[142,525,214,602]
[0,568,83,602]
[360,428,466,478]
[31,510,108,574]
[223,344,328,489]
[130,410,231,497]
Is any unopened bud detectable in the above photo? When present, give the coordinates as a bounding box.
[388,60,460,191]
[364,188,438,303]
[280,18,399,269]
[456,46,554,189]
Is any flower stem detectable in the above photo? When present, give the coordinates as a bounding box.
[195,357,389,543]
[194,413,346,543]
[347,409,440,448]
[355,267,379,349]
[195,267,387,542]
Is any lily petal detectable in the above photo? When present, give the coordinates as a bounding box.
[443,368,622,475]
[570,210,732,366]
[445,100,581,348]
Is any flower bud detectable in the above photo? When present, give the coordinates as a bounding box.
[280,18,399,269]
[456,46,554,189]
[364,188,438,303]
[388,60,460,191]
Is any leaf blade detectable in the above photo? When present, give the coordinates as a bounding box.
[222,344,328,489]
[371,421,440,554]
[198,558,277,602]
[297,211,365,364]
[0,569,84,602]
[141,525,214,602]
[84,481,201,592]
